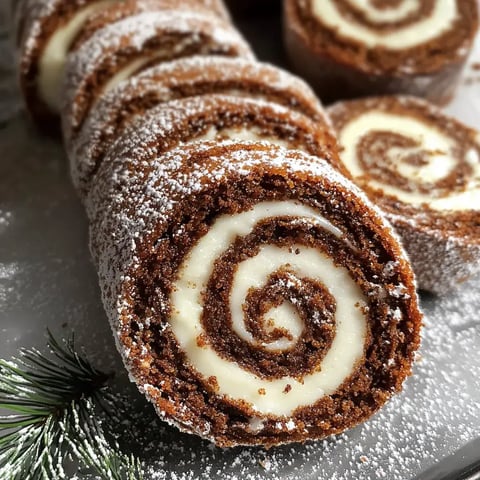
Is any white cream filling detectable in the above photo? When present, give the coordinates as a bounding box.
[105,29,243,97]
[170,201,367,416]
[193,126,290,148]
[353,0,418,22]
[338,111,480,211]
[229,202,342,352]
[102,55,155,93]
[311,0,457,49]
[104,40,247,105]
[38,0,116,112]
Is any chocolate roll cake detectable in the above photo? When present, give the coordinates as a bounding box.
[62,10,254,143]
[328,96,480,293]
[88,140,422,447]
[284,0,479,105]
[67,56,333,198]
[15,0,230,129]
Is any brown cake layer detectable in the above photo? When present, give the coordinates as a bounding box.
[70,0,231,49]
[82,93,341,218]
[66,56,332,199]
[284,0,479,104]
[62,10,254,143]
[88,140,422,447]
[328,95,480,293]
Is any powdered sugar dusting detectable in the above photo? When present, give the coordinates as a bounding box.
[62,9,254,136]
[1,105,479,477]
[17,0,91,58]
[0,263,19,305]
[69,277,476,480]
[80,129,422,447]
[0,209,13,234]
[75,274,477,479]
[67,56,329,198]
[3,0,480,476]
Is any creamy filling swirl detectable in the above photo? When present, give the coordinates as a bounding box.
[170,201,368,416]
[338,110,480,211]
[310,0,458,49]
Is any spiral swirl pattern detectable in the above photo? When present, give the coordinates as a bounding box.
[330,99,480,211]
[311,0,457,49]
[88,140,421,445]
[329,96,480,294]
[171,201,368,416]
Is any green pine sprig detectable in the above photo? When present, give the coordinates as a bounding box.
[0,330,144,480]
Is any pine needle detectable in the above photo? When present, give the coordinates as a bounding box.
[0,330,144,480]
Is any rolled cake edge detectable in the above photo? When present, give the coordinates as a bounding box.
[91,141,422,447]
[71,0,232,49]
[68,86,336,202]
[64,54,328,147]
[387,215,480,294]
[81,93,342,217]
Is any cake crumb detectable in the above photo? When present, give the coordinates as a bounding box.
[259,458,272,471]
